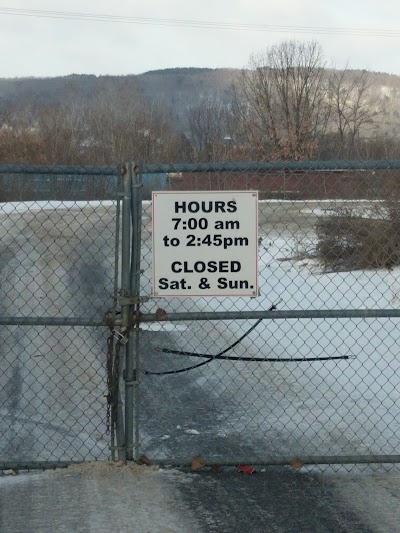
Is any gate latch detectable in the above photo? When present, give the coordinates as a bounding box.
[111,329,129,345]
[118,295,149,306]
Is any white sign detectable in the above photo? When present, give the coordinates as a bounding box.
[152,191,258,297]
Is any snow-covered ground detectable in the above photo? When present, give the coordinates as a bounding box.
[2,461,400,533]
[196,235,400,458]
[0,199,116,214]
[0,463,202,533]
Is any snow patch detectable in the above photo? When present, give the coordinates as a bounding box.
[185,429,200,435]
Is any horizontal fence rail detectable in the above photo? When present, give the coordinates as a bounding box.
[0,164,119,175]
[149,455,400,467]
[0,318,108,326]
[140,309,400,321]
[142,160,400,173]
[4,309,400,327]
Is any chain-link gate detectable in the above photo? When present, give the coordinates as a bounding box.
[1,161,400,471]
[0,164,123,469]
[135,161,400,470]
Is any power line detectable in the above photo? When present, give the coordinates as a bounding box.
[0,6,399,38]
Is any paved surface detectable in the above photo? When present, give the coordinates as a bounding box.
[1,463,400,532]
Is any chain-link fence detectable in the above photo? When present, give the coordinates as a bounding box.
[0,165,121,468]
[137,161,400,470]
[1,161,400,471]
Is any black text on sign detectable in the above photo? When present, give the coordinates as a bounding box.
[152,191,258,297]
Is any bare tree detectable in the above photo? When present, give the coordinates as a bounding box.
[0,96,45,164]
[328,66,382,157]
[232,40,330,160]
[186,96,233,160]
[36,100,86,164]
[0,100,11,129]
[85,78,184,164]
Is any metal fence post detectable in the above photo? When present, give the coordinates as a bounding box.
[124,163,142,461]
[109,169,122,461]
[117,163,134,462]
[133,166,143,462]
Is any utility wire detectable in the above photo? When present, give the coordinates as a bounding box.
[0,6,399,38]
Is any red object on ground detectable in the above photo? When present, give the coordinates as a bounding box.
[236,465,256,474]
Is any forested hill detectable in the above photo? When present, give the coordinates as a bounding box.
[0,68,239,111]
[138,68,239,110]
[2,64,400,163]
[1,67,400,114]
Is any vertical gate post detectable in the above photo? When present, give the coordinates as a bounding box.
[125,163,142,461]
[133,165,143,462]
[110,170,122,461]
[117,163,133,462]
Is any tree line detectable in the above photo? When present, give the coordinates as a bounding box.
[0,40,398,165]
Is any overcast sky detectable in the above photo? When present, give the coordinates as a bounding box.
[1,0,400,78]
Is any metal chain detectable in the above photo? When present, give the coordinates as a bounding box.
[104,310,122,438]
[105,334,114,435]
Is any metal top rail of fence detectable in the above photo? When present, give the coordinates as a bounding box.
[0,164,120,175]
[142,160,400,173]
[2,159,400,176]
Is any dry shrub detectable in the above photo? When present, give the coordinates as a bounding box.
[316,207,400,271]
